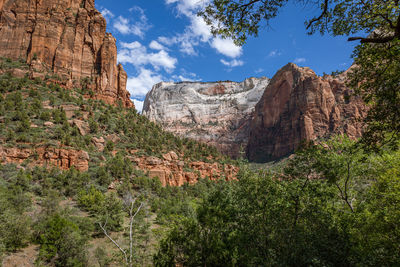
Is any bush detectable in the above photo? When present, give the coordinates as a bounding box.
[78,187,124,231]
[89,118,99,134]
[40,110,51,121]
[77,186,105,214]
[35,213,88,267]
[0,210,31,252]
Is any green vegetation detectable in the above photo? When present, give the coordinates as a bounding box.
[0,57,234,266]
[155,137,400,266]
[0,58,228,163]
[0,35,399,266]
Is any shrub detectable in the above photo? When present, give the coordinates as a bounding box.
[35,213,88,267]
[88,118,99,134]
[78,187,124,231]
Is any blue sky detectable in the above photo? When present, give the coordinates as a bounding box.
[95,0,358,112]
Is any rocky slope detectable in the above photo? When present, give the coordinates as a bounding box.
[0,0,133,107]
[0,59,237,187]
[143,78,270,158]
[247,63,367,162]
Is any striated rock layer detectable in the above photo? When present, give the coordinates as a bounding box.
[143,78,270,158]
[131,151,238,187]
[247,63,367,162]
[0,0,133,107]
[0,146,89,171]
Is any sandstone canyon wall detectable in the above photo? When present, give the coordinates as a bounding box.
[143,78,270,158]
[0,0,133,107]
[144,63,366,163]
[247,63,367,162]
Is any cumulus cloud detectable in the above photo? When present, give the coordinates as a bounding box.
[113,7,151,38]
[118,41,177,72]
[127,68,163,99]
[189,15,212,42]
[99,8,114,21]
[294,57,306,63]
[171,69,201,81]
[255,68,264,74]
[149,40,166,50]
[133,99,144,113]
[162,0,243,59]
[211,38,242,58]
[220,59,244,67]
[166,0,210,16]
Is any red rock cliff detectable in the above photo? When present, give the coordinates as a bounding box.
[0,0,133,107]
[247,63,367,162]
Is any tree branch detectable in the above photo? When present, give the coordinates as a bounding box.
[348,35,396,43]
[129,201,143,267]
[98,222,128,264]
[306,0,329,29]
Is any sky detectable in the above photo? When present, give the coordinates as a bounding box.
[95,0,359,112]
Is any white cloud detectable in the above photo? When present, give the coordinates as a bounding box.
[149,40,166,50]
[190,15,212,42]
[294,57,306,63]
[113,7,151,38]
[166,0,210,16]
[163,0,245,58]
[133,99,144,113]
[268,49,282,57]
[127,68,163,99]
[113,16,131,34]
[160,14,213,56]
[172,75,195,81]
[211,38,242,58]
[220,59,244,67]
[118,41,177,72]
[100,8,114,21]
[171,69,201,81]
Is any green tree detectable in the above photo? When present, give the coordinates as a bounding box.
[350,151,400,265]
[35,213,88,267]
[155,138,400,266]
[200,0,400,45]
[78,186,124,231]
[155,166,350,266]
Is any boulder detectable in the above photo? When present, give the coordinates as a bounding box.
[69,119,89,136]
[92,136,105,151]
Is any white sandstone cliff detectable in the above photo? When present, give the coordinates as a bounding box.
[143,77,270,158]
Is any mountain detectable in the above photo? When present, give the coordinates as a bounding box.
[144,64,367,162]
[143,77,270,158]
[0,0,132,107]
[247,63,367,162]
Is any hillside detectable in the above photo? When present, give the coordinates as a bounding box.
[0,57,238,266]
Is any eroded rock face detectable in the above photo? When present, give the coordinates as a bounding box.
[0,146,89,171]
[247,63,367,162]
[0,0,133,107]
[143,78,270,158]
[130,151,238,187]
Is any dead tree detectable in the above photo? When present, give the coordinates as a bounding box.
[98,198,143,267]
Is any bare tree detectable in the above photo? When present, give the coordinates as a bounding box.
[99,197,143,267]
